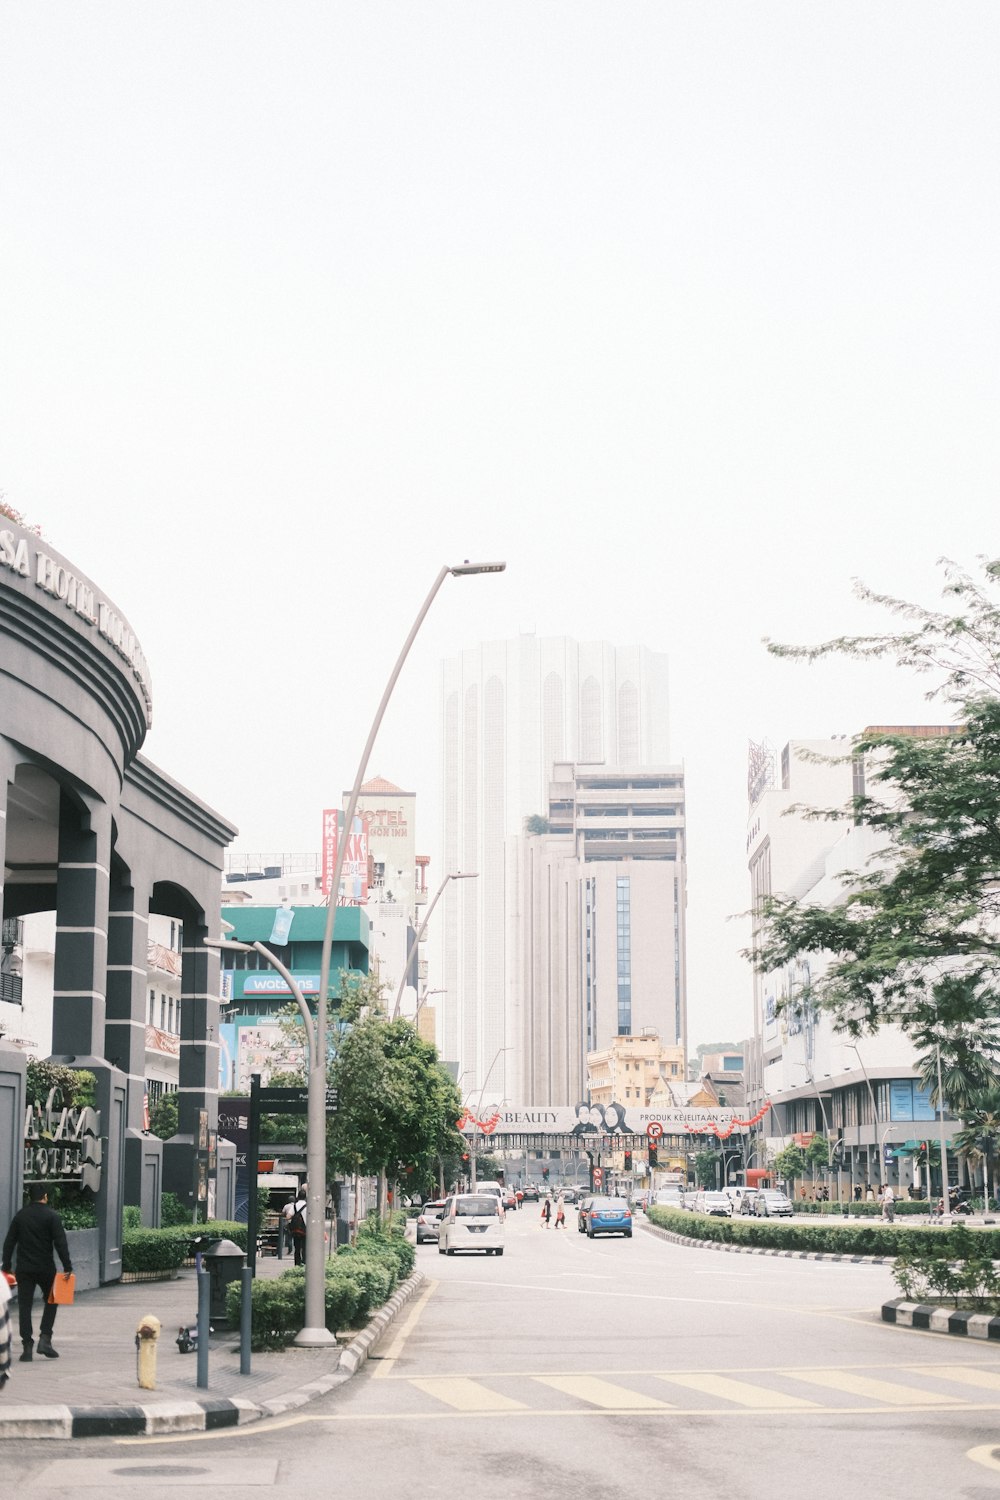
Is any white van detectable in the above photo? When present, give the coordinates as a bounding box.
[437,1193,506,1256]
[474,1182,506,1214]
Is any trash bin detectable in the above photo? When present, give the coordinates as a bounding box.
[200,1238,246,1325]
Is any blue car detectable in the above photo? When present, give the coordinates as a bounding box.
[581,1196,633,1239]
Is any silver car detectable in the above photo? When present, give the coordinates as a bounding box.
[753,1189,793,1218]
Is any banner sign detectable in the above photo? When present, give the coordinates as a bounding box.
[457,1102,760,1138]
[321,810,369,902]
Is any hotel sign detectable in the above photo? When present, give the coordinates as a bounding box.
[0,521,153,718]
[24,1088,103,1190]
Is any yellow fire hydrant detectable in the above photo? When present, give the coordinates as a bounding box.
[135,1314,161,1390]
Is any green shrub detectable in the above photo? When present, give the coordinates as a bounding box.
[226,1261,366,1348]
[791,1200,930,1218]
[122,1228,187,1274]
[123,1205,143,1230]
[160,1192,191,1227]
[891,1223,1000,1309]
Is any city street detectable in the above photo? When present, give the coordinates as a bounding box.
[6,1207,1000,1497]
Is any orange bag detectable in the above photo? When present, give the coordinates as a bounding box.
[47,1272,75,1306]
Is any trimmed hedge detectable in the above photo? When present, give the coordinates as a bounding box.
[646,1205,1000,1258]
[122,1229,188,1274]
[225,1221,413,1350]
[790,1200,931,1218]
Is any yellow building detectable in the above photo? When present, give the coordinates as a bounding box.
[587,1031,685,1110]
[587,1034,688,1182]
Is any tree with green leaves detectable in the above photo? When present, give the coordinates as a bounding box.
[752,557,1000,1108]
[149,1092,178,1140]
[693,1150,721,1188]
[773,1143,807,1195]
[953,1089,1000,1204]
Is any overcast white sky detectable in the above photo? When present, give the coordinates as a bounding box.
[2,4,997,1050]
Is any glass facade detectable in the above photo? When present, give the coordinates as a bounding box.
[616,875,631,1035]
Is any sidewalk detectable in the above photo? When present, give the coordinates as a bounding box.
[0,1251,421,1441]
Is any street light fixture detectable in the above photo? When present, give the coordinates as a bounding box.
[303,559,505,1347]
[847,1042,884,1190]
[468,1046,513,1189]
[390,872,478,1021]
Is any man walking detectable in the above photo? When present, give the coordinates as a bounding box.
[2,1185,73,1360]
[284,1183,308,1266]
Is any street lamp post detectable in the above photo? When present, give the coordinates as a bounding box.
[847,1042,883,1191]
[468,1047,512,1189]
[205,934,320,1342]
[306,559,504,1347]
[390,871,478,1021]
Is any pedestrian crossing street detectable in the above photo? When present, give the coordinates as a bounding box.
[368,1362,1000,1418]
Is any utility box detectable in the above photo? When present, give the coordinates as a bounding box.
[200,1238,246,1324]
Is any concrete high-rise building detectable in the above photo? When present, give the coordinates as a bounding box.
[512,762,688,1105]
[439,635,670,1104]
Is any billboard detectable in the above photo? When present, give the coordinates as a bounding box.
[321,809,368,903]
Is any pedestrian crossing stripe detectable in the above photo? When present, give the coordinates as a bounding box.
[399,1364,1000,1415]
[652,1372,817,1409]
[410,1378,527,1412]
[534,1375,672,1410]
[789,1369,959,1406]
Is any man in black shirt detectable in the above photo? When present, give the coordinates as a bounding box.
[2,1185,73,1360]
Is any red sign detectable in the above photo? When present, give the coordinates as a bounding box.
[321,810,369,903]
[646,1121,664,1141]
[592,1167,604,1187]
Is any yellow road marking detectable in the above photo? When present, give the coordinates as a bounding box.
[967,1443,1000,1473]
[534,1375,671,1410]
[410,1377,527,1412]
[917,1364,1000,1393]
[117,1397,1000,1445]
[654,1372,818,1409]
[371,1280,437,1378]
[790,1368,959,1406]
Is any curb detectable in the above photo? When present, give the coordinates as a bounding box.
[641,1221,896,1265]
[0,1269,425,1441]
[882,1296,1000,1340]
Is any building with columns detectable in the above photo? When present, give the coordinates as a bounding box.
[0,514,237,1281]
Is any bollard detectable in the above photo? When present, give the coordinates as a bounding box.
[135,1314,161,1390]
[196,1267,211,1390]
[239,1266,252,1376]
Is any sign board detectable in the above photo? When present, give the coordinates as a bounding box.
[646,1121,664,1141]
[592,1167,604,1187]
[458,1103,747,1138]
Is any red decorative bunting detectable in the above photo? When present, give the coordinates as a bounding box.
[683,1103,771,1141]
[457,1107,501,1135]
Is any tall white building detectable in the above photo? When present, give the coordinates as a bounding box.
[439,635,670,1104]
[746,730,960,1194]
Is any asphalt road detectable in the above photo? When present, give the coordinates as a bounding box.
[7,1206,1000,1499]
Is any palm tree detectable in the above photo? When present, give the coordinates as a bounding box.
[953,1089,1000,1206]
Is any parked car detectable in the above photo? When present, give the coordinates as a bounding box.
[579,1195,633,1239]
[576,1195,594,1232]
[437,1193,506,1255]
[695,1191,733,1218]
[522,1185,539,1201]
[681,1189,700,1211]
[753,1189,794,1218]
[415,1199,448,1244]
[653,1188,683,1209]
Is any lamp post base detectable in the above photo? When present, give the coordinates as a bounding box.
[293,1325,339,1348]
